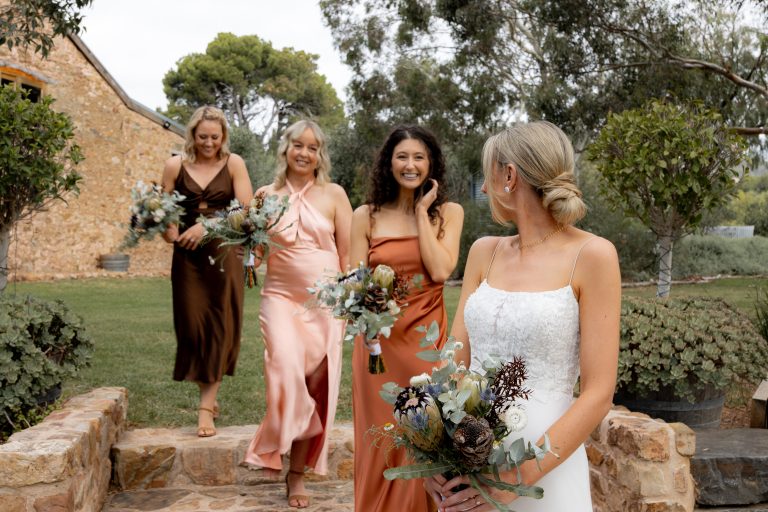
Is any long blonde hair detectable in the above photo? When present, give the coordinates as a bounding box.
[482,121,586,226]
[273,120,331,189]
[183,106,231,164]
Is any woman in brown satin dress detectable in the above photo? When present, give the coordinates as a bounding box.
[349,125,466,511]
[162,106,253,438]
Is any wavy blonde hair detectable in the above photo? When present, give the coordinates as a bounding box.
[273,120,331,189]
[482,121,586,226]
[183,106,231,164]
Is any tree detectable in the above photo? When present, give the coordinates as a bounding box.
[0,0,92,57]
[321,0,767,144]
[162,32,345,147]
[0,85,83,292]
[588,100,747,297]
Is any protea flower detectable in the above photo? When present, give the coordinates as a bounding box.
[372,264,395,291]
[394,387,444,452]
[227,206,246,231]
[452,415,494,470]
[457,374,488,416]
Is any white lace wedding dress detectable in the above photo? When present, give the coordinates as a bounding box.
[464,265,593,510]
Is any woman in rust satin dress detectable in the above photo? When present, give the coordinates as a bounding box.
[162,106,253,438]
[243,120,352,508]
[349,125,466,511]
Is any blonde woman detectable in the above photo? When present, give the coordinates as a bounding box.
[243,120,353,509]
[162,106,253,438]
[426,121,621,511]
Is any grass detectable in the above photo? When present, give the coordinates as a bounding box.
[10,275,767,429]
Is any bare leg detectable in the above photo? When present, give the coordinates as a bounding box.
[286,358,329,508]
[197,381,221,437]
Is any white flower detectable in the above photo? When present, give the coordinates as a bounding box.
[387,299,400,315]
[409,373,431,387]
[454,341,464,351]
[152,208,166,222]
[444,349,455,360]
[503,404,528,432]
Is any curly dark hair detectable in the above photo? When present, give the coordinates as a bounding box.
[367,125,448,238]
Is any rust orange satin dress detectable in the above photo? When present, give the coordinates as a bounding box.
[353,236,448,512]
[243,180,344,475]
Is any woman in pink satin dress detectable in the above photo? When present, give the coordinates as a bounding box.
[242,120,353,509]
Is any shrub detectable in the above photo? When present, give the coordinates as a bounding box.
[617,296,768,402]
[0,295,93,438]
[672,235,768,278]
[453,200,511,278]
[755,287,768,343]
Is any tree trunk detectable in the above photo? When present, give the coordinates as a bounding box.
[656,235,674,298]
[0,227,10,293]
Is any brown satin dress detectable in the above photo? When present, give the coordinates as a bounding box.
[171,161,244,383]
[352,236,448,512]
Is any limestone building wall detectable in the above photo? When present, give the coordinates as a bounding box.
[0,33,184,279]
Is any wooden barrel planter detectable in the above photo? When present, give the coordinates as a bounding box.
[99,253,130,272]
[614,384,725,429]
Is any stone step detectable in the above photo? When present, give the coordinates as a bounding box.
[111,423,354,491]
[102,481,354,511]
[691,428,768,506]
[695,506,768,512]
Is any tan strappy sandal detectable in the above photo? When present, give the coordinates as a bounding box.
[197,407,217,437]
[285,468,310,508]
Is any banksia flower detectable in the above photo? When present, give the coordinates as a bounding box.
[452,415,494,470]
[240,218,256,235]
[363,284,389,313]
[394,387,444,452]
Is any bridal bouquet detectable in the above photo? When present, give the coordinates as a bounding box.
[121,181,185,249]
[376,321,553,510]
[198,192,290,286]
[308,263,419,374]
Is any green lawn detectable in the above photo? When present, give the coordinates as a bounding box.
[11,275,766,428]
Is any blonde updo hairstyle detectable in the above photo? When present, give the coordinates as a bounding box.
[183,106,231,164]
[482,121,586,226]
[273,120,331,189]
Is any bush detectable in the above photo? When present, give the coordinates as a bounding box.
[453,200,511,278]
[672,235,768,278]
[617,296,768,402]
[0,295,93,439]
[755,287,768,343]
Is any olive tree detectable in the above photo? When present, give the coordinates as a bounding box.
[0,85,83,292]
[588,100,748,297]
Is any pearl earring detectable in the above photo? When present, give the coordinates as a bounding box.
[504,186,510,193]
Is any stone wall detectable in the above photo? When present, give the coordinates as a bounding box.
[0,34,184,280]
[0,387,127,511]
[111,423,354,490]
[587,407,697,512]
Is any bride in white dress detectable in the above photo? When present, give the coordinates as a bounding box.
[426,121,621,511]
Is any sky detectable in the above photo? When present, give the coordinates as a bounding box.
[79,0,353,112]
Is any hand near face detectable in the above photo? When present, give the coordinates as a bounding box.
[416,179,439,214]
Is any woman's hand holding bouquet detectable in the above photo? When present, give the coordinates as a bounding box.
[122,180,185,249]
[198,192,290,287]
[376,321,556,511]
[308,262,420,373]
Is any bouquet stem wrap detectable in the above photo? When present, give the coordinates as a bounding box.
[367,339,387,374]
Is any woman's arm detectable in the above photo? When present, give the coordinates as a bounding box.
[229,154,254,204]
[416,183,464,282]
[161,156,182,243]
[330,184,353,271]
[349,205,371,268]
[439,237,621,510]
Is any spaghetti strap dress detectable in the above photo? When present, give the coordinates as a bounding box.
[243,179,345,475]
[352,236,449,512]
[463,237,597,510]
[171,161,244,383]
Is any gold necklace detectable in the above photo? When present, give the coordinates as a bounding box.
[516,224,566,250]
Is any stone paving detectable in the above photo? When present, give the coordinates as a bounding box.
[103,481,354,512]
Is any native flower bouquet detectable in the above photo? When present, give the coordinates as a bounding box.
[198,192,290,286]
[121,180,185,249]
[308,262,420,374]
[376,321,554,511]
